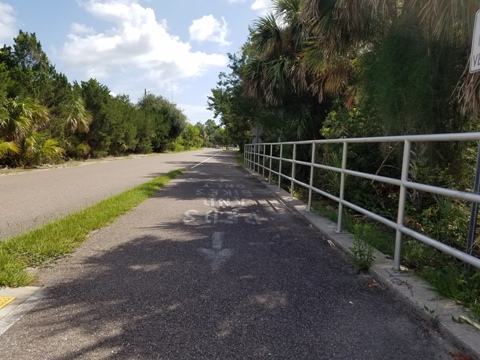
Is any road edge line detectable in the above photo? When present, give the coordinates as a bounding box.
[191,151,222,169]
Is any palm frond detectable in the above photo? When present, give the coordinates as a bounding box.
[66,97,92,133]
[250,14,283,60]
[457,65,480,116]
[302,0,396,55]
[0,140,19,158]
[408,0,478,46]
[273,0,302,25]
[1,99,32,140]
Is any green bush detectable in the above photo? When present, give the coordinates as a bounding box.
[166,141,184,152]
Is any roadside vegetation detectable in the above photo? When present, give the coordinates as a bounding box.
[222,0,480,319]
[0,32,229,168]
[0,168,183,287]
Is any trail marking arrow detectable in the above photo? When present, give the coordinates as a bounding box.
[198,232,233,271]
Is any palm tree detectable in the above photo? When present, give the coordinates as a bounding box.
[301,0,480,116]
[0,140,18,160]
[0,98,37,142]
[415,0,480,116]
[301,0,395,54]
[243,0,308,105]
[243,0,318,142]
[242,0,360,140]
[65,95,92,134]
[244,0,368,107]
[0,97,62,166]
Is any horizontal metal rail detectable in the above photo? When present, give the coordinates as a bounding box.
[244,133,480,270]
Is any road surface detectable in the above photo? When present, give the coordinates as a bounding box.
[0,150,218,240]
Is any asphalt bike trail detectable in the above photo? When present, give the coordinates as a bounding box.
[0,151,456,359]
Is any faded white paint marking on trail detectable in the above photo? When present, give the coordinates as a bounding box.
[183,210,199,224]
[212,231,223,250]
[198,232,233,271]
[183,209,261,225]
[191,152,222,169]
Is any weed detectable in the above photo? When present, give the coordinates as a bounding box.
[235,151,245,166]
[350,224,376,272]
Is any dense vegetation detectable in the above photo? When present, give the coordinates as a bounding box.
[0,31,228,168]
[209,0,480,317]
[209,0,479,146]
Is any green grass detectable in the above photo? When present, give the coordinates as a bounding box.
[166,146,203,153]
[0,168,184,287]
[312,201,480,320]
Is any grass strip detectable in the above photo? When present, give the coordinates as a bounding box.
[0,168,184,287]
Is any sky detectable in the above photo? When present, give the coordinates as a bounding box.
[0,0,273,124]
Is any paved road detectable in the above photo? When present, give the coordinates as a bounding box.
[0,150,219,240]
[0,151,459,359]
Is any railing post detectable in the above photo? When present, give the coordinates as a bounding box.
[394,140,411,271]
[252,144,255,171]
[262,144,266,178]
[278,144,283,191]
[337,142,348,233]
[255,144,259,173]
[291,144,297,197]
[251,144,254,170]
[244,146,247,168]
[251,144,254,171]
[257,144,261,174]
[466,141,480,268]
[307,142,316,211]
[269,144,273,184]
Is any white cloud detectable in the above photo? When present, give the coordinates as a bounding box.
[251,0,272,13]
[62,0,227,82]
[189,15,230,46]
[0,3,17,44]
[70,22,95,35]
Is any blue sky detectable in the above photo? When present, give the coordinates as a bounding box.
[0,0,273,123]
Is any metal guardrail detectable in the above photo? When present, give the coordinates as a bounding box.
[244,133,480,270]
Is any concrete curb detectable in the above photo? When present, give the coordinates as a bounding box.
[248,170,480,360]
[0,286,44,336]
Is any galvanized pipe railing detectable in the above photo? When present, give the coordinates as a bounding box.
[244,133,480,270]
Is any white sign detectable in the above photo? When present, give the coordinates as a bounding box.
[470,10,480,73]
[252,136,262,144]
[252,125,263,137]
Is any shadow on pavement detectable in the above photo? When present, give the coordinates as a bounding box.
[0,152,455,359]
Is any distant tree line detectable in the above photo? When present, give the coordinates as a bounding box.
[0,31,225,168]
[173,119,228,152]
